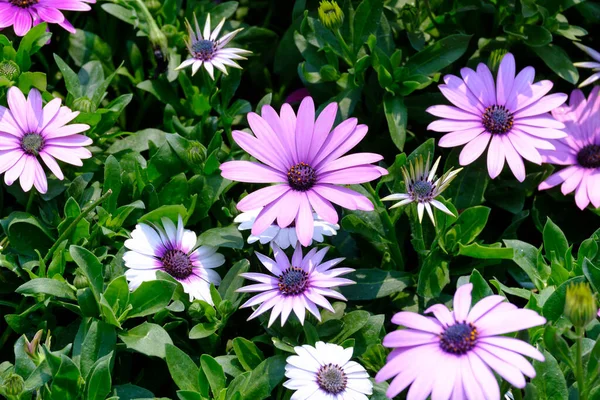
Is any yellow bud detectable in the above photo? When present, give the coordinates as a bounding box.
[564,282,596,328]
[318,0,344,31]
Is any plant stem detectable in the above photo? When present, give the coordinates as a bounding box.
[365,184,404,270]
[42,190,112,265]
[575,327,587,400]
[25,189,36,214]
[422,0,442,35]
[334,29,354,67]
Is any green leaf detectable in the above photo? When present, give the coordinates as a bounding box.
[543,218,568,264]
[118,322,173,359]
[233,337,264,372]
[332,310,370,344]
[73,319,116,379]
[218,259,250,307]
[16,278,76,300]
[542,276,586,322]
[201,355,226,397]
[103,155,122,214]
[238,356,286,400]
[543,326,574,369]
[469,270,493,303]
[128,280,176,318]
[531,44,579,84]
[138,205,187,226]
[70,245,104,300]
[339,269,412,300]
[583,258,600,293]
[353,0,384,51]
[383,95,407,151]
[50,355,82,400]
[504,240,544,290]
[165,344,200,392]
[450,206,491,246]
[198,225,244,249]
[16,23,52,71]
[85,352,113,400]
[54,54,82,98]
[405,34,472,76]
[1,212,55,257]
[417,248,450,298]
[523,25,552,47]
[189,322,219,339]
[458,243,514,259]
[531,351,568,399]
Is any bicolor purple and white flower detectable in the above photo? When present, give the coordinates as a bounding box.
[574,43,600,88]
[220,96,388,246]
[538,88,600,210]
[376,283,546,400]
[175,13,251,79]
[0,0,95,36]
[382,155,460,225]
[123,216,225,305]
[284,342,373,400]
[427,53,567,182]
[0,87,91,194]
[234,208,339,249]
[238,243,354,327]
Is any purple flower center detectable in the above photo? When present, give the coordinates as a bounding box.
[317,364,347,394]
[278,267,308,295]
[161,249,193,280]
[482,105,514,135]
[287,162,317,191]
[439,322,478,355]
[10,0,39,7]
[577,144,600,169]
[411,179,434,199]
[21,133,44,156]
[192,39,216,61]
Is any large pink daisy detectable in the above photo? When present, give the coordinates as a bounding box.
[427,53,568,182]
[0,87,91,193]
[220,96,387,246]
[376,283,546,400]
[0,0,95,36]
[538,88,600,210]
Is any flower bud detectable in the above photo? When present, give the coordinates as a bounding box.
[564,282,596,328]
[487,49,509,75]
[73,269,89,290]
[0,61,20,82]
[145,0,161,11]
[72,97,95,113]
[187,141,206,165]
[2,374,24,397]
[318,0,344,31]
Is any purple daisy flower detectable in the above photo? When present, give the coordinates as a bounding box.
[238,243,355,327]
[123,215,225,304]
[538,88,600,210]
[220,96,388,246]
[427,53,568,182]
[375,283,546,400]
[0,0,95,36]
[0,87,91,194]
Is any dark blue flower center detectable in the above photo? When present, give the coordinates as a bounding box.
[21,133,44,156]
[317,364,347,394]
[439,322,478,355]
[192,39,216,61]
[412,180,433,198]
[577,144,600,169]
[287,162,317,191]
[10,0,38,7]
[278,267,308,295]
[162,249,193,280]
[482,105,514,135]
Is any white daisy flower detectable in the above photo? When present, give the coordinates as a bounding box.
[123,215,225,304]
[175,13,252,79]
[234,208,339,249]
[284,341,373,400]
[382,155,461,225]
[574,43,600,88]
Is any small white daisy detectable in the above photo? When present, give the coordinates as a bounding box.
[123,215,225,304]
[175,13,252,79]
[382,155,461,225]
[574,43,600,88]
[234,208,339,249]
[284,341,373,400]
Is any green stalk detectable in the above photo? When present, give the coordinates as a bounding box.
[334,29,354,67]
[25,189,36,214]
[575,327,587,400]
[42,190,112,265]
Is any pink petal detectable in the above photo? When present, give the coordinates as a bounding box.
[231,130,287,171]
[431,353,458,400]
[261,105,298,165]
[314,121,366,169]
[57,17,76,33]
[453,283,472,322]
[575,173,591,210]
[237,185,290,211]
[426,105,480,120]
[467,295,505,323]
[561,167,584,195]
[424,303,455,327]
[312,184,374,211]
[310,117,358,167]
[458,132,491,165]
[318,165,386,185]
[587,171,600,208]
[43,0,93,11]
[461,67,495,107]
[32,159,48,194]
[220,160,286,183]
[516,115,565,129]
[496,53,515,106]
[251,194,290,235]
[25,88,43,133]
[0,4,16,28]
[42,123,89,138]
[460,355,486,400]
[13,8,33,36]
[514,93,569,119]
[40,98,62,131]
[0,149,24,174]
[473,348,526,389]
[19,155,36,192]
[46,134,93,147]
[306,190,338,224]
[502,136,526,182]
[295,97,315,163]
[507,132,542,165]
[7,87,29,132]
[4,153,26,185]
[39,151,64,180]
[247,112,293,167]
[478,343,536,378]
[468,352,500,400]
[391,312,443,334]
[36,6,65,23]
[309,102,338,163]
[382,329,439,347]
[438,127,485,148]
[41,145,91,166]
[317,152,383,174]
[477,309,546,336]
[295,194,314,246]
[538,166,577,190]
[427,119,483,133]
[487,135,505,179]
[276,190,301,228]
[439,75,485,114]
[478,336,545,361]
[504,66,535,112]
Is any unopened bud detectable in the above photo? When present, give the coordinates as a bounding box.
[565,282,596,328]
[73,269,89,290]
[187,142,206,165]
[0,61,20,81]
[2,374,24,396]
[318,0,344,31]
[72,97,94,113]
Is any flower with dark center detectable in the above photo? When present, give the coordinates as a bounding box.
[482,105,514,135]
[21,133,44,156]
[383,155,461,225]
[427,52,568,182]
[439,322,478,355]
[10,0,39,8]
[316,364,347,394]
[287,162,317,191]
[161,249,194,280]
[577,144,600,169]
[376,283,547,399]
[123,215,225,304]
[539,89,600,209]
[176,13,252,79]
[238,243,354,327]
[284,342,372,399]
[278,266,308,295]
